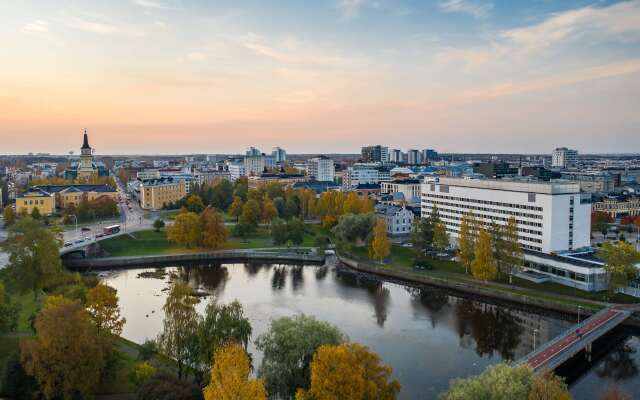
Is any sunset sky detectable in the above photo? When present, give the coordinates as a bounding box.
[1,0,639,155]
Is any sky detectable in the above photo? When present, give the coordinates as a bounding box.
[1,0,639,155]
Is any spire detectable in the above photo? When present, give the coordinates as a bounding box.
[81,128,91,150]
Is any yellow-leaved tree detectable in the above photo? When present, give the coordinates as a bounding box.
[369,218,391,262]
[204,342,267,400]
[167,210,200,248]
[262,195,279,223]
[200,207,229,250]
[458,213,475,274]
[228,196,244,222]
[86,282,126,336]
[470,230,498,281]
[295,342,400,400]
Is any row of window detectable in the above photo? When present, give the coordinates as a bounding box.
[437,212,543,237]
[26,199,46,205]
[525,262,590,283]
[442,219,543,244]
[444,225,542,251]
[425,204,543,228]
[423,192,544,212]
[422,197,543,220]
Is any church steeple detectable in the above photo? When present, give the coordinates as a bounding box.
[81,129,91,150]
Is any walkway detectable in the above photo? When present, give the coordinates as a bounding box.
[515,307,633,372]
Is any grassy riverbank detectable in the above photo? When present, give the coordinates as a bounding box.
[99,226,323,257]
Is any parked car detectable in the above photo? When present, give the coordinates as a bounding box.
[63,242,73,247]
[81,227,91,232]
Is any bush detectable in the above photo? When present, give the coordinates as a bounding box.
[137,373,203,400]
[130,362,157,387]
[0,351,39,399]
[138,339,158,361]
[153,219,165,232]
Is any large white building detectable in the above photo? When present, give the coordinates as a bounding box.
[380,179,421,205]
[343,163,392,189]
[552,147,578,168]
[271,147,287,163]
[228,163,246,181]
[421,177,591,254]
[306,156,335,182]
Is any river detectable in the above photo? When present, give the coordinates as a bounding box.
[102,263,640,399]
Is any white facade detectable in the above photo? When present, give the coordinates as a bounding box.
[380,179,421,204]
[306,156,335,182]
[228,164,246,181]
[343,163,391,189]
[407,149,421,165]
[389,149,403,163]
[375,204,414,236]
[244,155,266,176]
[552,147,578,168]
[272,147,287,163]
[421,177,591,253]
[137,169,161,180]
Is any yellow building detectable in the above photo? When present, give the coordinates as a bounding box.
[26,184,118,212]
[140,178,187,210]
[15,188,56,216]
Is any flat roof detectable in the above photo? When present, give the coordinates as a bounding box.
[435,177,581,194]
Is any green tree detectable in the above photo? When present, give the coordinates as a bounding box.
[369,218,391,262]
[284,196,300,219]
[432,222,449,252]
[131,361,157,387]
[211,179,234,211]
[457,213,475,274]
[3,206,16,226]
[411,217,434,252]
[332,213,376,245]
[20,297,106,400]
[30,207,41,220]
[296,342,400,400]
[153,218,165,232]
[502,216,524,284]
[233,177,249,201]
[157,282,200,380]
[228,195,244,221]
[196,300,252,382]
[167,211,201,248]
[271,218,289,246]
[239,199,262,227]
[471,230,498,281]
[598,241,640,296]
[288,217,306,245]
[1,217,63,295]
[200,207,229,250]
[256,314,347,399]
[0,282,19,334]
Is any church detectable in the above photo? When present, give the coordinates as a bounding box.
[64,130,110,180]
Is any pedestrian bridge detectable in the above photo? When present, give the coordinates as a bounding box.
[515,307,632,372]
[59,230,131,256]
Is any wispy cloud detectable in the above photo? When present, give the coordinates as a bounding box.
[22,20,49,33]
[132,0,169,9]
[337,0,384,20]
[438,0,493,19]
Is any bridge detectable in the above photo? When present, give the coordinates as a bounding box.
[59,227,146,256]
[515,306,634,372]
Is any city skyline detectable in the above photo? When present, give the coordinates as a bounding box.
[2,0,640,154]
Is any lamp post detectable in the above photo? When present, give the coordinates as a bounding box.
[533,329,539,352]
[70,214,78,240]
[578,305,582,324]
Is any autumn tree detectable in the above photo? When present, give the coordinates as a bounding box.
[1,217,63,295]
[296,342,400,400]
[157,282,200,380]
[262,195,278,223]
[85,282,126,336]
[528,371,571,400]
[0,282,19,334]
[432,222,449,252]
[369,218,391,262]
[186,194,205,213]
[167,211,201,248]
[256,315,346,399]
[228,196,244,222]
[502,216,524,284]
[204,342,267,400]
[458,213,475,274]
[343,192,363,214]
[239,199,262,227]
[3,206,16,226]
[598,241,640,296]
[470,230,498,281]
[200,207,229,249]
[20,296,106,400]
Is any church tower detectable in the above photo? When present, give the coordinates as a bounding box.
[77,129,97,179]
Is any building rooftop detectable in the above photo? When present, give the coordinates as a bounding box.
[33,184,116,193]
[436,177,581,194]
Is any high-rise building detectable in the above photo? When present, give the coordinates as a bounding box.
[422,149,438,161]
[389,149,403,163]
[552,147,578,168]
[306,156,335,182]
[407,149,421,165]
[246,146,261,156]
[361,145,389,163]
[272,147,287,163]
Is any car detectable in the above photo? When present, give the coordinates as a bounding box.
[74,239,84,244]
[81,227,91,232]
[64,242,73,247]
[402,243,413,248]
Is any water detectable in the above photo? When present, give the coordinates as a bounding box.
[102,263,640,399]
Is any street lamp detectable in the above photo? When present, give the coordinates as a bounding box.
[577,305,582,324]
[533,329,539,352]
[69,214,78,239]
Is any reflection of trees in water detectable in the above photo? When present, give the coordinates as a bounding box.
[244,263,269,277]
[596,344,638,381]
[315,266,328,280]
[176,264,230,297]
[291,265,304,291]
[271,266,287,291]
[408,288,450,329]
[361,277,390,327]
[454,299,524,361]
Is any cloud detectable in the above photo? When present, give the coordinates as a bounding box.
[64,16,122,35]
[438,0,493,19]
[437,1,640,69]
[132,0,170,9]
[186,52,207,61]
[22,20,49,33]
[337,0,384,20]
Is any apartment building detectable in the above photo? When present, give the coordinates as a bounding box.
[343,163,392,189]
[375,204,414,237]
[380,179,421,205]
[361,145,389,163]
[140,178,188,210]
[227,163,246,181]
[592,194,640,218]
[421,177,591,253]
[306,156,335,182]
[552,147,578,168]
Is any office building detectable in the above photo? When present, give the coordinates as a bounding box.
[389,149,403,163]
[140,177,188,210]
[227,163,246,182]
[474,162,518,179]
[361,145,389,163]
[137,169,161,180]
[407,149,421,165]
[17,184,118,215]
[271,147,287,163]
[244,154,266,176]
[343,163,392,189]
[421,177,591,253]
[422,149,438,161]
[552,147,578,168]
[306,156,335,182]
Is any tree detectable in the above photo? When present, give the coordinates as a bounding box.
[186,195,205,213]
[30,207,41,220]
[528,371,571,400]
[285,196,300,219]
[200,208,229,250]
[271,218,289,246]
[256,315,347,399]
[369,218,391,262]
[470,230,498,281]
[3,206,16,226]
[239,199,262,227]
[262,195,278,223]
[167,211,201,248]
[502,216,524,284]
[288,217,306,246]
[343,192,363,214]
[212,179,234,211]
[20,296,106,400]
[332,213,376,245]
[233,222,255,240]
[204,343,267,400]
[228,196,244,221]
[599,387,631,400]
[1,217,63,295]
[458,213,475,274]
[157,282,200,380]
[131,361,157,387]
[86,282,126,336]
[411,217,434,251]
[598,241,640,296]
[154,218,165,232]
[137,373,204,400]
[432,222,449,252]
[0,282,19,334]
[296,342,400,400]
[196,300,252,382]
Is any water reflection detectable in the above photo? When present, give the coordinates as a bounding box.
[271,266,287,291]
[596,344,638,381]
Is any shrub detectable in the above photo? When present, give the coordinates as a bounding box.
[137,373,203,400]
